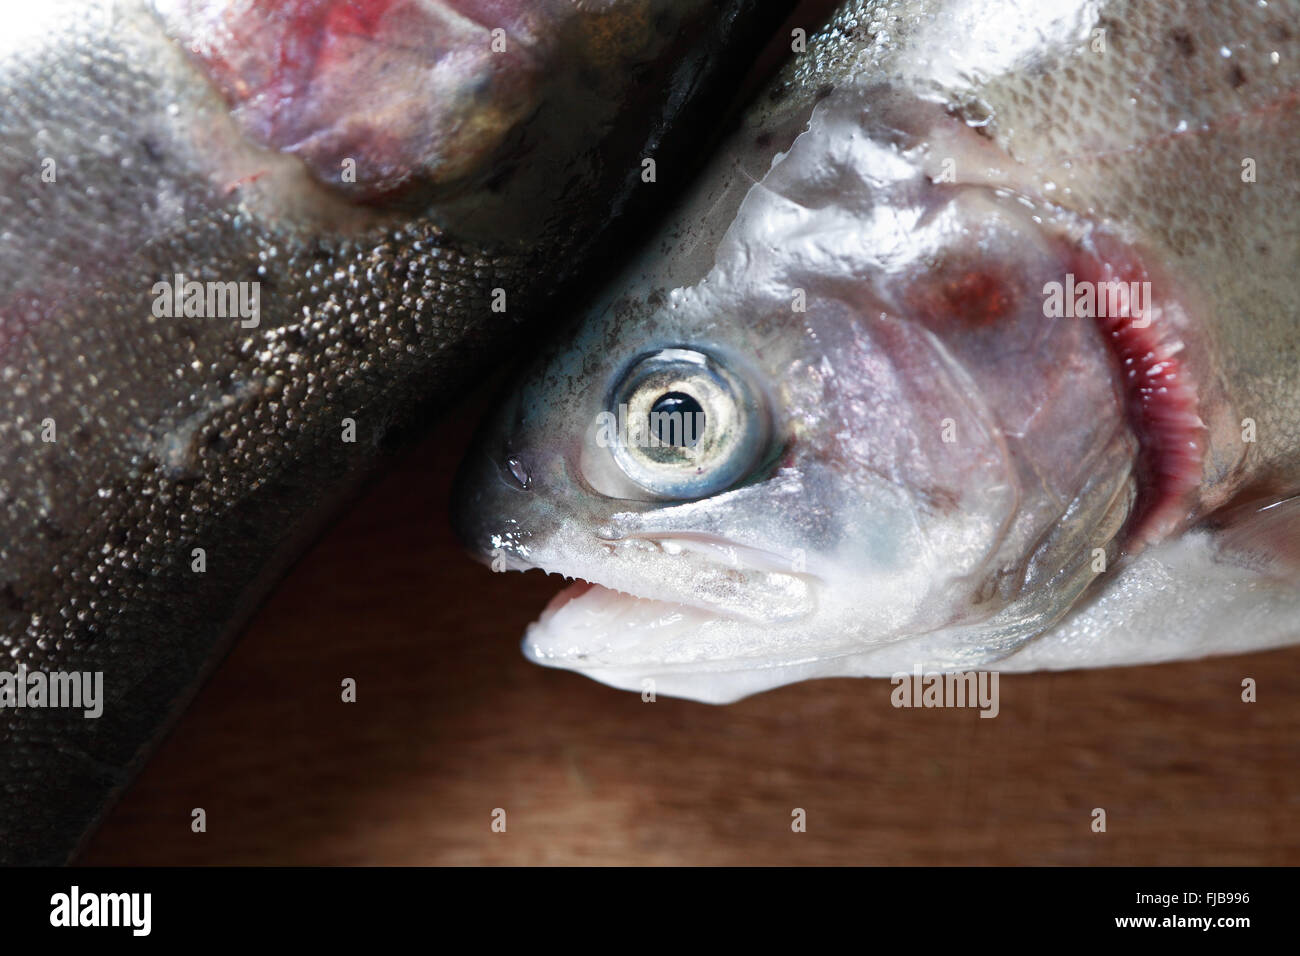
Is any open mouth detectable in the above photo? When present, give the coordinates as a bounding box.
[512,555,850,706]
[525,578,726,666]
[515,536,818,670]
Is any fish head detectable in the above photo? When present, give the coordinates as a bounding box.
[455,89,1158,702]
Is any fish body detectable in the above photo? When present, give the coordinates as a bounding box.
[0,0,794,862]
[456,0,1300,702]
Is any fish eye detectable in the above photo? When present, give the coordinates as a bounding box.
[604,347,768,500]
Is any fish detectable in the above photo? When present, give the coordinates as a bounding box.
[454,0,1300,704]
[0,0,797,863]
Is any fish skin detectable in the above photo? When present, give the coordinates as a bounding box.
[455,0,1300,703]
[0,0,795,863]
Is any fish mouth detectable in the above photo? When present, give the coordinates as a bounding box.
[511,533,820,678]
[525,579,726,665]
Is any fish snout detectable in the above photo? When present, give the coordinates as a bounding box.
[449,437,541,572]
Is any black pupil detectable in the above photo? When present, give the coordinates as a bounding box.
[649,392,705,448]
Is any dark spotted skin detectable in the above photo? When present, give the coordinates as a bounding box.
[0,0,793,863]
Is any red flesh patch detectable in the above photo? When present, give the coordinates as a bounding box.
[904,267,1015,328]
[194,0,400,116]
[165,0,541,198]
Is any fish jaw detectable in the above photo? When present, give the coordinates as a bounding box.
[480,514,896,705]
[524,583,831,704]
[520,556,824,705]
[456,442,834,700]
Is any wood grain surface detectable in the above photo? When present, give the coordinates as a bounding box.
[79,408,1300,866]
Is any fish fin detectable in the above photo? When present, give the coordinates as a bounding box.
[997,527,1300,672]
[1209,494,1300,583]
